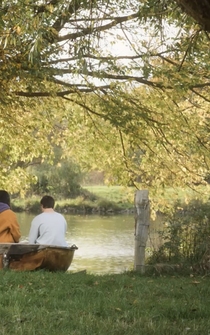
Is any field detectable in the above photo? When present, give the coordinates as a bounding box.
[83,184,210,211]
[1,270,210,335]
[83,185,134,205]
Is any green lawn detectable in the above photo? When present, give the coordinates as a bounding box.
[83,185,134,204]
[84,184,210,208]
[1,270,210,335]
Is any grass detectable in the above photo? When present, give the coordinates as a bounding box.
[1,270,210,335]
[83,185,134,205]
[152,185,210,208]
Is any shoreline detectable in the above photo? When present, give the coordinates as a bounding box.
[12,201,135,216]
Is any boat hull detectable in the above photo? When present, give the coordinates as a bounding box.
[0,243,78,272]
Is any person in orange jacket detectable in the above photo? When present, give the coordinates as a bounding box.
[0,190,21,243]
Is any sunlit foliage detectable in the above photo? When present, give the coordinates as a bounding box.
[0,0,210,193]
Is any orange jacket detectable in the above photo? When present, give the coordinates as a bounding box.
[0,209,21,243]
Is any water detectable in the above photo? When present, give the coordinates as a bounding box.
[17,212,160,275]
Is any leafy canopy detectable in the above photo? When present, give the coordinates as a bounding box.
[1,0,210,193]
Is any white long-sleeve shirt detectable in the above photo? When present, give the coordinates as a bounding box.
[28,211,68,246]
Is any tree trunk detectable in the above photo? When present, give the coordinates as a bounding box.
[176,0,210,31]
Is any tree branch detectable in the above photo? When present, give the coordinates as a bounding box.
[57,12,139,42]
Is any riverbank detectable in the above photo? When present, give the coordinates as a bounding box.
[1,270,210,334]
[12,186,135,215]
[11,184,210,215]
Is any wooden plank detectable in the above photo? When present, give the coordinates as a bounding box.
[134,190,150,274]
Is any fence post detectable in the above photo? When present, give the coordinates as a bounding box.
[134,190,150,273]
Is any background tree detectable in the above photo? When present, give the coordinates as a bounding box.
[29,147,84,197]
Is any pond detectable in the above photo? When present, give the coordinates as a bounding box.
[17,212,161,275]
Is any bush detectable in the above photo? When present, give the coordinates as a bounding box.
[97,199,121,212]
[148,199,210,269]
[25,200,41,214]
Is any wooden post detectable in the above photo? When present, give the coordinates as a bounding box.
[134,190,150,274]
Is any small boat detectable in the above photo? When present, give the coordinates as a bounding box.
[0,243,78,272]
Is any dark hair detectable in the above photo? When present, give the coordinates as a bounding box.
[40,195,55,209]
[0,190,10,206]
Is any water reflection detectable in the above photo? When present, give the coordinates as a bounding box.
[17,213,159,274]
[67,215,135,274]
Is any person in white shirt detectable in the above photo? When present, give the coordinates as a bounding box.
[28,195,68,247]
